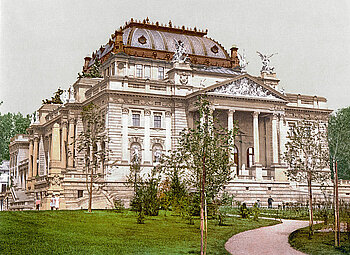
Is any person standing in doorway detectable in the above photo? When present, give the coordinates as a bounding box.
[55,195,60,210]
[268,196,274,209]
[50,195,55,210]
[35,198,41,210]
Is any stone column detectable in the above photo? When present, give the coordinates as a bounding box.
[67,119,75,168]
[272,113,279,164]
[144,109,151,164]
[61,121,68,169]
[33,136,39,177]
[50,123,61,168]
[28,139,33,178]
[228,109,236,176]
[122,108,129,162]
[252,112,262,181]
[165,111,172,153]
[253,112,260,164]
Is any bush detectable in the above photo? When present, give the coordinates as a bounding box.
[239,203,251,219]
[114,199,125,213]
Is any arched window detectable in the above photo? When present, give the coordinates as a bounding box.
[152,144,163,164]
[234,145,239,175]
[247,147,254,168]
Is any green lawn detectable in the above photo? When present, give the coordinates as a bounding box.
[0,210,277,255]
[289,224,350,255]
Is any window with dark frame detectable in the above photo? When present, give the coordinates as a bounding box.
[132,113,141,126]
[247,147,254,168]
[136,64,143,78]
[154,114,162,128]
[158,67,164,80]
[78,190,84,198]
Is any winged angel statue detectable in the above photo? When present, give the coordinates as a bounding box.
[257,51,277,74]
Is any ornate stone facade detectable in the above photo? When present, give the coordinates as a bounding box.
[6,19,350,210]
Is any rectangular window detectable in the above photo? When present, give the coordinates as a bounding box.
[78,190,83,198]
[136,64,143,78]
[144,65,151,79]
[111,63,115,76]
[154,114,162,128]
[158,67,164,80]
[132,113,141,126]
[1,184,6,193]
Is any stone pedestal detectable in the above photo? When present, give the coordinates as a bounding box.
[273,165,288,181]
[253,164,263,181]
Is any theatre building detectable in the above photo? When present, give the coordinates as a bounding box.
[6,19,350,210]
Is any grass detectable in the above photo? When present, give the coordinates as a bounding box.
[289,224,350,255]
[0,210,278,255]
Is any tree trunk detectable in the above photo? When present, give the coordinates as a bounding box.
[334,160,340,247]
[200,151,206,255]
[204,197,208,255]
[307,174,313,237]
[88,166,93,213]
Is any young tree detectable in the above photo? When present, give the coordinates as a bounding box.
[127,153,161,223]
[283,119,330,236]
[0,111,31,163]
[328,107,350,180]
[328,106,350,246]
[76,103,108,213]
[161,95,238,255]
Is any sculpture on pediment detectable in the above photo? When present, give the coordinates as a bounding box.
[238,50,249,73]
[257,51,277,74]
[211,78,282,100]
[172,39,189,63]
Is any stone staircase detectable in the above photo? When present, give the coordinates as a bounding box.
[7,186,35,211]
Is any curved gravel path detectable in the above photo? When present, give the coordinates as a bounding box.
[225,219,309,255]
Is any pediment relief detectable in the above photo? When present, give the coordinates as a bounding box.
[208,77,285,101]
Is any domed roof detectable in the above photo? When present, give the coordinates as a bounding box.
[122,27,229,60]
[86,19,239,70]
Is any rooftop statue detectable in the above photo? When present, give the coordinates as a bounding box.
[42,88,64,104]
[257,51,277,74]
[238,50,249,73]
[172,39,189,63]
[68,85,75,103]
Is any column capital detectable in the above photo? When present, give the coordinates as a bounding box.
[165,111,172,117]
[228,109,235,114]
[272,113,278,120]
[144,109,151,116]
[122,108,129,114]
[252,111,260,118]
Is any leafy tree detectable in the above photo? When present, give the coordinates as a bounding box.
[78,59,102,78]
[328,106,350,180]
[75,103,108,213]
[160,95,237,255]
[283,119,330,236]
[0,110,31,163]
[127,150,161,223]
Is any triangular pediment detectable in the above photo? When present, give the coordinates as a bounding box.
[206,75,287,101]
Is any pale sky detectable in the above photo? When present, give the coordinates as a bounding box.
[1,0,349,114]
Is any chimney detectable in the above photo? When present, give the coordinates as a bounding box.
[113,30,125,53]
[230,45,239,68]
[83,56,92,72]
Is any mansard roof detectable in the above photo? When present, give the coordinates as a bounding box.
[85,18,239,71]
[189,74,289,102]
